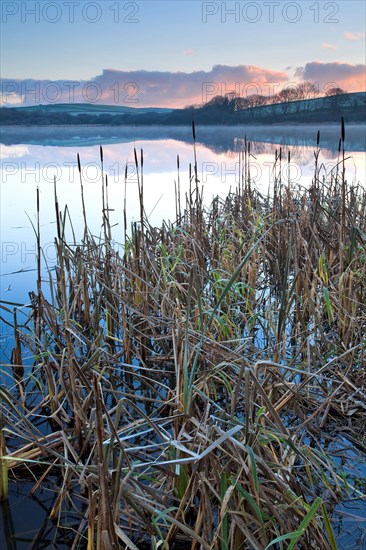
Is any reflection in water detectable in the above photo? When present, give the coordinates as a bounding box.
[0,479,83,549]
[0,125,365,308]
[1,125,366,548]
[1,123,366,153]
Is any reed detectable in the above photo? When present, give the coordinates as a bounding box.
[1,121,365,548]
[0,411,8,501]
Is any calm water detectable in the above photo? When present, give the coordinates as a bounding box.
[1,125,365,547]
[1,124,365,357]
[1,124,365,304]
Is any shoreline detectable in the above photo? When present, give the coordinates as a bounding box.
[2,121,366,129]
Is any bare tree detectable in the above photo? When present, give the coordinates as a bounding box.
[278,87,299,103]
[325,87,347,96]
[204,95,230,109]
[233,97,250,111]
[296,82,319,100]
[247,94,268,108]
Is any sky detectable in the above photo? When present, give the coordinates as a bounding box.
[1,0,365,107]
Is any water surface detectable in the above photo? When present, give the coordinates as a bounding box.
[1,123,366,548]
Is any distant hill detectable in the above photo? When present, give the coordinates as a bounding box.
[174,92,366,125]
[16,103,173,115]
[1,92,365,126]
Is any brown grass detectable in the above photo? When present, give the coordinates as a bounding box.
[1,124,365,549]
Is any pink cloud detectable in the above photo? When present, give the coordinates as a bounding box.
[322,43,337,50]
[344,31,365,41]
[93,66,290,107]
[1,65,290,108]
[183,49,194,56]
[296,62,366,93]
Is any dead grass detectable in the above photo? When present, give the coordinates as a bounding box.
[1,123,365,549]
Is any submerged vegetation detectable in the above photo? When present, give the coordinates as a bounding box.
[0,121,365,549]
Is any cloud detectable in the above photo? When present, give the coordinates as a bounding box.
[0,89,23,106]
[295,62,366,93]
[344,31,365,41]
[182,49,194,56]
[0,144,30,159]
[322,43,337,50]
[0,65,289,108]
[90,66,290,107]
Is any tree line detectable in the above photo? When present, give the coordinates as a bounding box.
[1,89,364,126]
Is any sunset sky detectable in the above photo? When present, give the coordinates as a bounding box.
[1,0,365,107]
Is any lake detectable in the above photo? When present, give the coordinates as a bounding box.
[1,123,366,373]
[0,124,365,548]
[1,124,365,304]
[1,123,365,356]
